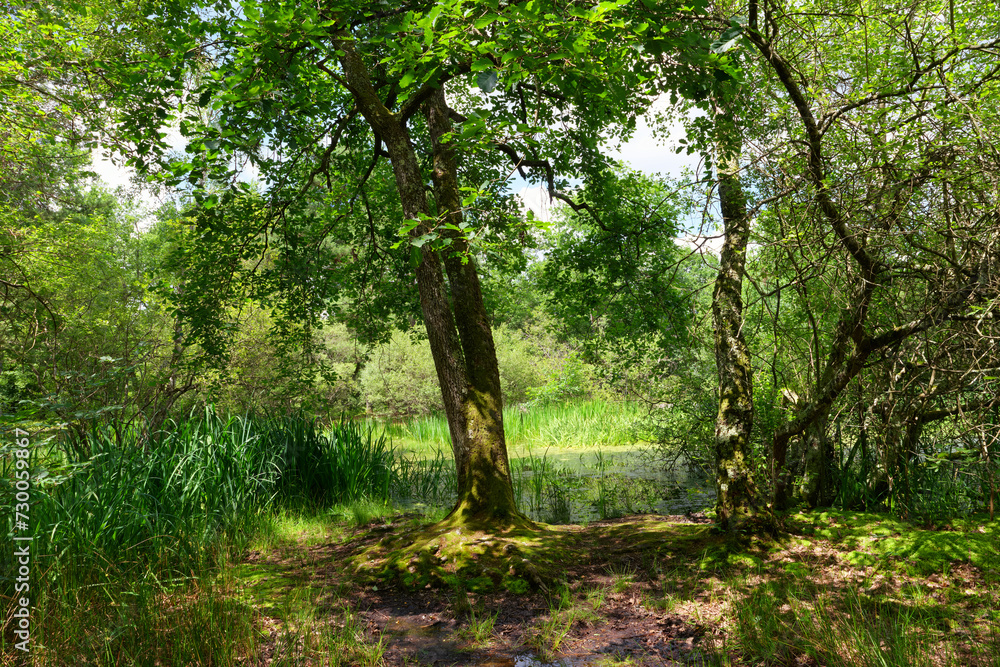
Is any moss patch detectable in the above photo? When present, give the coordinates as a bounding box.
[354,519,584,592]
[225,509,1000,666]
[787,510,1000,575]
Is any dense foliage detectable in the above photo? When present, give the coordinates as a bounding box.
[3,0,1000,663]
[2,0,998,538]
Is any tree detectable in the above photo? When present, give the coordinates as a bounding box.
[654,3,778,530]
[538,166,697,384]
[706,0,1000,511]
[0,0,207,433]
[110,0,827,532]
[711,117,766,530]
[108,0,681,528]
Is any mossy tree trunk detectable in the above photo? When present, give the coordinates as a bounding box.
[421,89,524,527]
[798,412,835,507]
[339,41,526,529]
[711,148,766,531]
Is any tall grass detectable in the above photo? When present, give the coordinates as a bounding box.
[0,407,396,663]
[727,582,945,666]
[392,447,457,509]
[505,399,642,450]
[280,415,395,504]
[377,399,644,458]
[382,400,695,523]
[836,444,1000,523]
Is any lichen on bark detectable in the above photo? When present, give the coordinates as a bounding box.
[711,138,771,533]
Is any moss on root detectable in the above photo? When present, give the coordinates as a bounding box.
[352,518,581,593]
[347,514,752,595]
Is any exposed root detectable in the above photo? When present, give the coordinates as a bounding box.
[351,515,575,594]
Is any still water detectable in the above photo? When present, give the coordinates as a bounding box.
[396,445,716,524]
[508,445,715,525]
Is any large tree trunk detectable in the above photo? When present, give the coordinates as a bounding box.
[711,149,765,531]
[338,40,526,528]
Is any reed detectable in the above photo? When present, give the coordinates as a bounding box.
[369,399,644,460]
[0,407,397,663]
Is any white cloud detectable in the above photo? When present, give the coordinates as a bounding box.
[90,148,133,191]
[90,147,168,231]
[516,184,558,222]
[605,97,704,179]
[513,97,706,221]
[512,99,725,258]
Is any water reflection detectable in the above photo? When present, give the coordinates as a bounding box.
[511,447,716,525]
[513,655,570,667]
[396,445,717,524]
[475,654,570,667]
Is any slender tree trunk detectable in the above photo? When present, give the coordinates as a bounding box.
[711,146,765,531]
[338,39,526,528]
[989,405,997,521]
[798,410,833,507]
[422,89,523,526]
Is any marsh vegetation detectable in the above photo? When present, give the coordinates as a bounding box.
[2,405,997,665]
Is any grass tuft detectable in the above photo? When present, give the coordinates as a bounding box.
[0,408,397,663]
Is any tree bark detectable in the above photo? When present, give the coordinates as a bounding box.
[338,38,526,528]
[422,88,524,526]
[798,411,834,507]
[711,149,766,531]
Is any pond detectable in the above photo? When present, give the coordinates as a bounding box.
[395,444,716,525]
[510,445,716,524]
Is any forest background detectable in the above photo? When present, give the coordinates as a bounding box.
[4,0,998,525]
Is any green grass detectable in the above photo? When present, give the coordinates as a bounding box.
[721,580,953,666]
[526,584,602,661]
[391,445,457,509]
[372,399,645,459]
[267,604,387,667]
[787,509,1000,574]
[653,512,1000,667]
[11,400,992,666]
[455,604,499,649]
[380,399,679,523]
[0,408,397,664]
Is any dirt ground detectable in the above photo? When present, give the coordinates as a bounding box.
[238,511,999,666]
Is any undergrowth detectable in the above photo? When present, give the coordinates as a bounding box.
[0,408,394,664]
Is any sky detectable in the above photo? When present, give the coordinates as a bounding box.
[513,98,721,257]
[91,96,713,247]
[514,98,705,220]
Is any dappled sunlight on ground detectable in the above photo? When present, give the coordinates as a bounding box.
[228,509,999,665]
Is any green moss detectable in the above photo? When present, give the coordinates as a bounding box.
[782,562,811,578]
[729,553,764,569]
[845,550,878,567]
[352,519,581,591]
[789,510,1000,575]
[503,577,531,594]
[229,562,324,621]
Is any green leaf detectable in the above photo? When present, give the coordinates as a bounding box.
[471,57,494,72]
[710,22,744,54]
[714,68,736,83]
[476,70,498,93]
[474,14,500,29]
